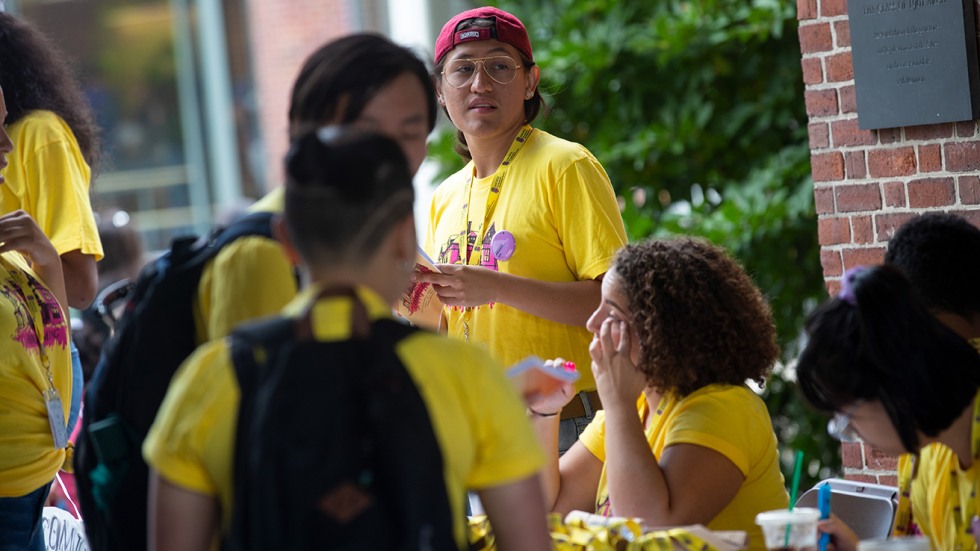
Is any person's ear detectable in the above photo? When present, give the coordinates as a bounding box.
[432,74,446,107]
[525,64,541,98]
[271,215,303,266]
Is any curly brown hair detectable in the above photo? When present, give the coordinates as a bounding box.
[0,13,101,171]
[614,237,779,396]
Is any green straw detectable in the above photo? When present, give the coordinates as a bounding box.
[785,450,805,547]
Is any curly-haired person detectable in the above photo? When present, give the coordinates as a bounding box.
[528,237,788,550]
[0,13,104,439]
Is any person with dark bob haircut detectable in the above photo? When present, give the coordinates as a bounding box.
[145,128,551,550]
[796,264,980,551]
[190,33,437,346]
[0,12,105,442]
[527,237,788,550]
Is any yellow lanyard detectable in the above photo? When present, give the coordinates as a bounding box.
[455,125,533,267]
[948,391,980,551]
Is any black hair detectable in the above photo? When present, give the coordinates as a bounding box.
[884,213,980,319]
[288,33,436,139]
[0,13,101,171]
[796,264,980,453]
[433,17,547,161]
[283,127,414,265]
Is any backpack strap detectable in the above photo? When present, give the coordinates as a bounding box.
[212,211,277,249]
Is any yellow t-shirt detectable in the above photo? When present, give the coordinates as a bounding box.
[145,285,543,549]
[2,111,103,260]
[908,389,980,550]
[579,385,789,551]
[194,187,297,342]
[0,252,73,497]
[425,128,627,392]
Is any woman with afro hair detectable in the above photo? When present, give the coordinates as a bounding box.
[528,237,788,550]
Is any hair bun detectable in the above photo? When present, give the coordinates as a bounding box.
[285,126,410,202]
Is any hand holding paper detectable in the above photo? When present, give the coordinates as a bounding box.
[396,247,445,330]
[507,356,579,411]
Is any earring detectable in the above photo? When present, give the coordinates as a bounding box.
[525,91,533,99]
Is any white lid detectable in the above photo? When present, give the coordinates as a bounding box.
[857,537,930,550]
[755,507,821,525]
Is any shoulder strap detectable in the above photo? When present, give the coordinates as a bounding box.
[212,211,277,250]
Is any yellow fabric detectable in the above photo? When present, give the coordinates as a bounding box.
[0,252,73,496]
[193,188,296,343]
[909,391,980,550]
[425,128,627,392]
[578,385,788,551]
[145,285,544,548]
[2,111,103,259]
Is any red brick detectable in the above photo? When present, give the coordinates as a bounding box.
[842,246,886,268]
[798,0,817,20]
[814,187,835,214]
[826,52,854,83]
[961,175,980,205]
[845,151,867,179]
[806,89,839,117]
[840,85,857,114]
[876,212,917,241]
[852,215,874,244]
[956,121,977,138]
[866,444,899,470]
[961,209,980,227]
[836,183,882,212]
[945,141,980,172]
[818,217,851,245]
[841,441,864,469]
[832,119,877,147]
[821,248,843,277]
[878,475,899,487]
[868,147,917,178]
[845,474,879,484]
[918,144,942,172]
[809,122,830,149]
[878,126,902,144]
[802,57,824,85]
[825,279,841,296]
[956,210,980,228]
[834,20,851,48]
[799,22,833,53]
[883,181,907,208]
[822,0,848,16]
[812,152,845,182]
[908,177,956,208]
[904,123,954,141]
[247,1,355,189]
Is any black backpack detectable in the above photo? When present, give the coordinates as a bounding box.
[226,288,457,551]
[75,211,277,551]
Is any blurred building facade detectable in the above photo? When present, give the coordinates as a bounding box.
[5,0,470,251]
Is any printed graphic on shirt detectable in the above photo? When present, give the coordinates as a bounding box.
[437,222,499,272]
[0,273,68,352]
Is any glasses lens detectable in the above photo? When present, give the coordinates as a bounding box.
[444,56,519,88]
[827,412,859,442]
[483,56,518,84]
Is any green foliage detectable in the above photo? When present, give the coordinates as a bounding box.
[428,0,838,489]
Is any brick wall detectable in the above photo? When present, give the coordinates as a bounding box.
[798,0,980,483]
[246,0,356,190]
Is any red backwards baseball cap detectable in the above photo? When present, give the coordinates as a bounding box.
[434,6,533,64]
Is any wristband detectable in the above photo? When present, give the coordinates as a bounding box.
[528,407,559,418]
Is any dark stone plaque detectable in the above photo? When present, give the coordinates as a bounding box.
[848,0,980,129]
